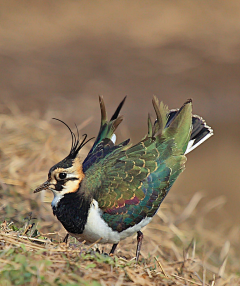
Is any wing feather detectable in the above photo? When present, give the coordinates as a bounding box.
[82,98,192,232]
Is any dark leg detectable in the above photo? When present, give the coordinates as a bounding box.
[63,233,69,244]
[109,243,118,255]
[136,231,143,262]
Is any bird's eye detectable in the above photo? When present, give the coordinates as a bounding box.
[58,173,67,180]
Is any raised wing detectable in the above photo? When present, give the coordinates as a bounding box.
[82,96,126,172]
[82,97,192,232]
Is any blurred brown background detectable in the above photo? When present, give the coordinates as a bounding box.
[0,1,240,226]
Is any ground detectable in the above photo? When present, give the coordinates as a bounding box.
[0,110,239,285]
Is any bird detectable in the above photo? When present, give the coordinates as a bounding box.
[34,96,213,261]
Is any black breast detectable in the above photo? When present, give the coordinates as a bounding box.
[52,191,91,234]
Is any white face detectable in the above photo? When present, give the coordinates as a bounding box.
[34,158,85,206]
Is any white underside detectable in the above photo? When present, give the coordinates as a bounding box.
[69,199,152,244]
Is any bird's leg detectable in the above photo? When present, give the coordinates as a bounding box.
[109,243,118,255]
[63,233,69,244]
[136,231,143,262]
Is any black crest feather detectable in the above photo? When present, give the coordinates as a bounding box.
[52,118,94,159]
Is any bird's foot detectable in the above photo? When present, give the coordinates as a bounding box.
[109,243,118,255]
[136,231,143,262]
[62,233,69,244]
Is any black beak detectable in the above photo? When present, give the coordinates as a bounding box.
[34,180,51,193]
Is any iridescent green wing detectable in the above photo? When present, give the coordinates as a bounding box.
[82,97,192,232]
[82,96,126,172]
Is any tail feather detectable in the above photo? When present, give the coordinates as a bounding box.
[185,115,213,154]
[163,99,192,153]
[152,95,169,136]
[165,109,213,154]
[151,98,193,154]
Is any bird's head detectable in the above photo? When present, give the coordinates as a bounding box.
[34,119,93,206]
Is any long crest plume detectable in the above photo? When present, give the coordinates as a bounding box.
[52,118,94,159]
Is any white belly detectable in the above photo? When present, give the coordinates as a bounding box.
[70,199,152,244]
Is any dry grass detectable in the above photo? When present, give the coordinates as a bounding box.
[0,106,239,285]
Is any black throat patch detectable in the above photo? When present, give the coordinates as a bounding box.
[52,189,91,234]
